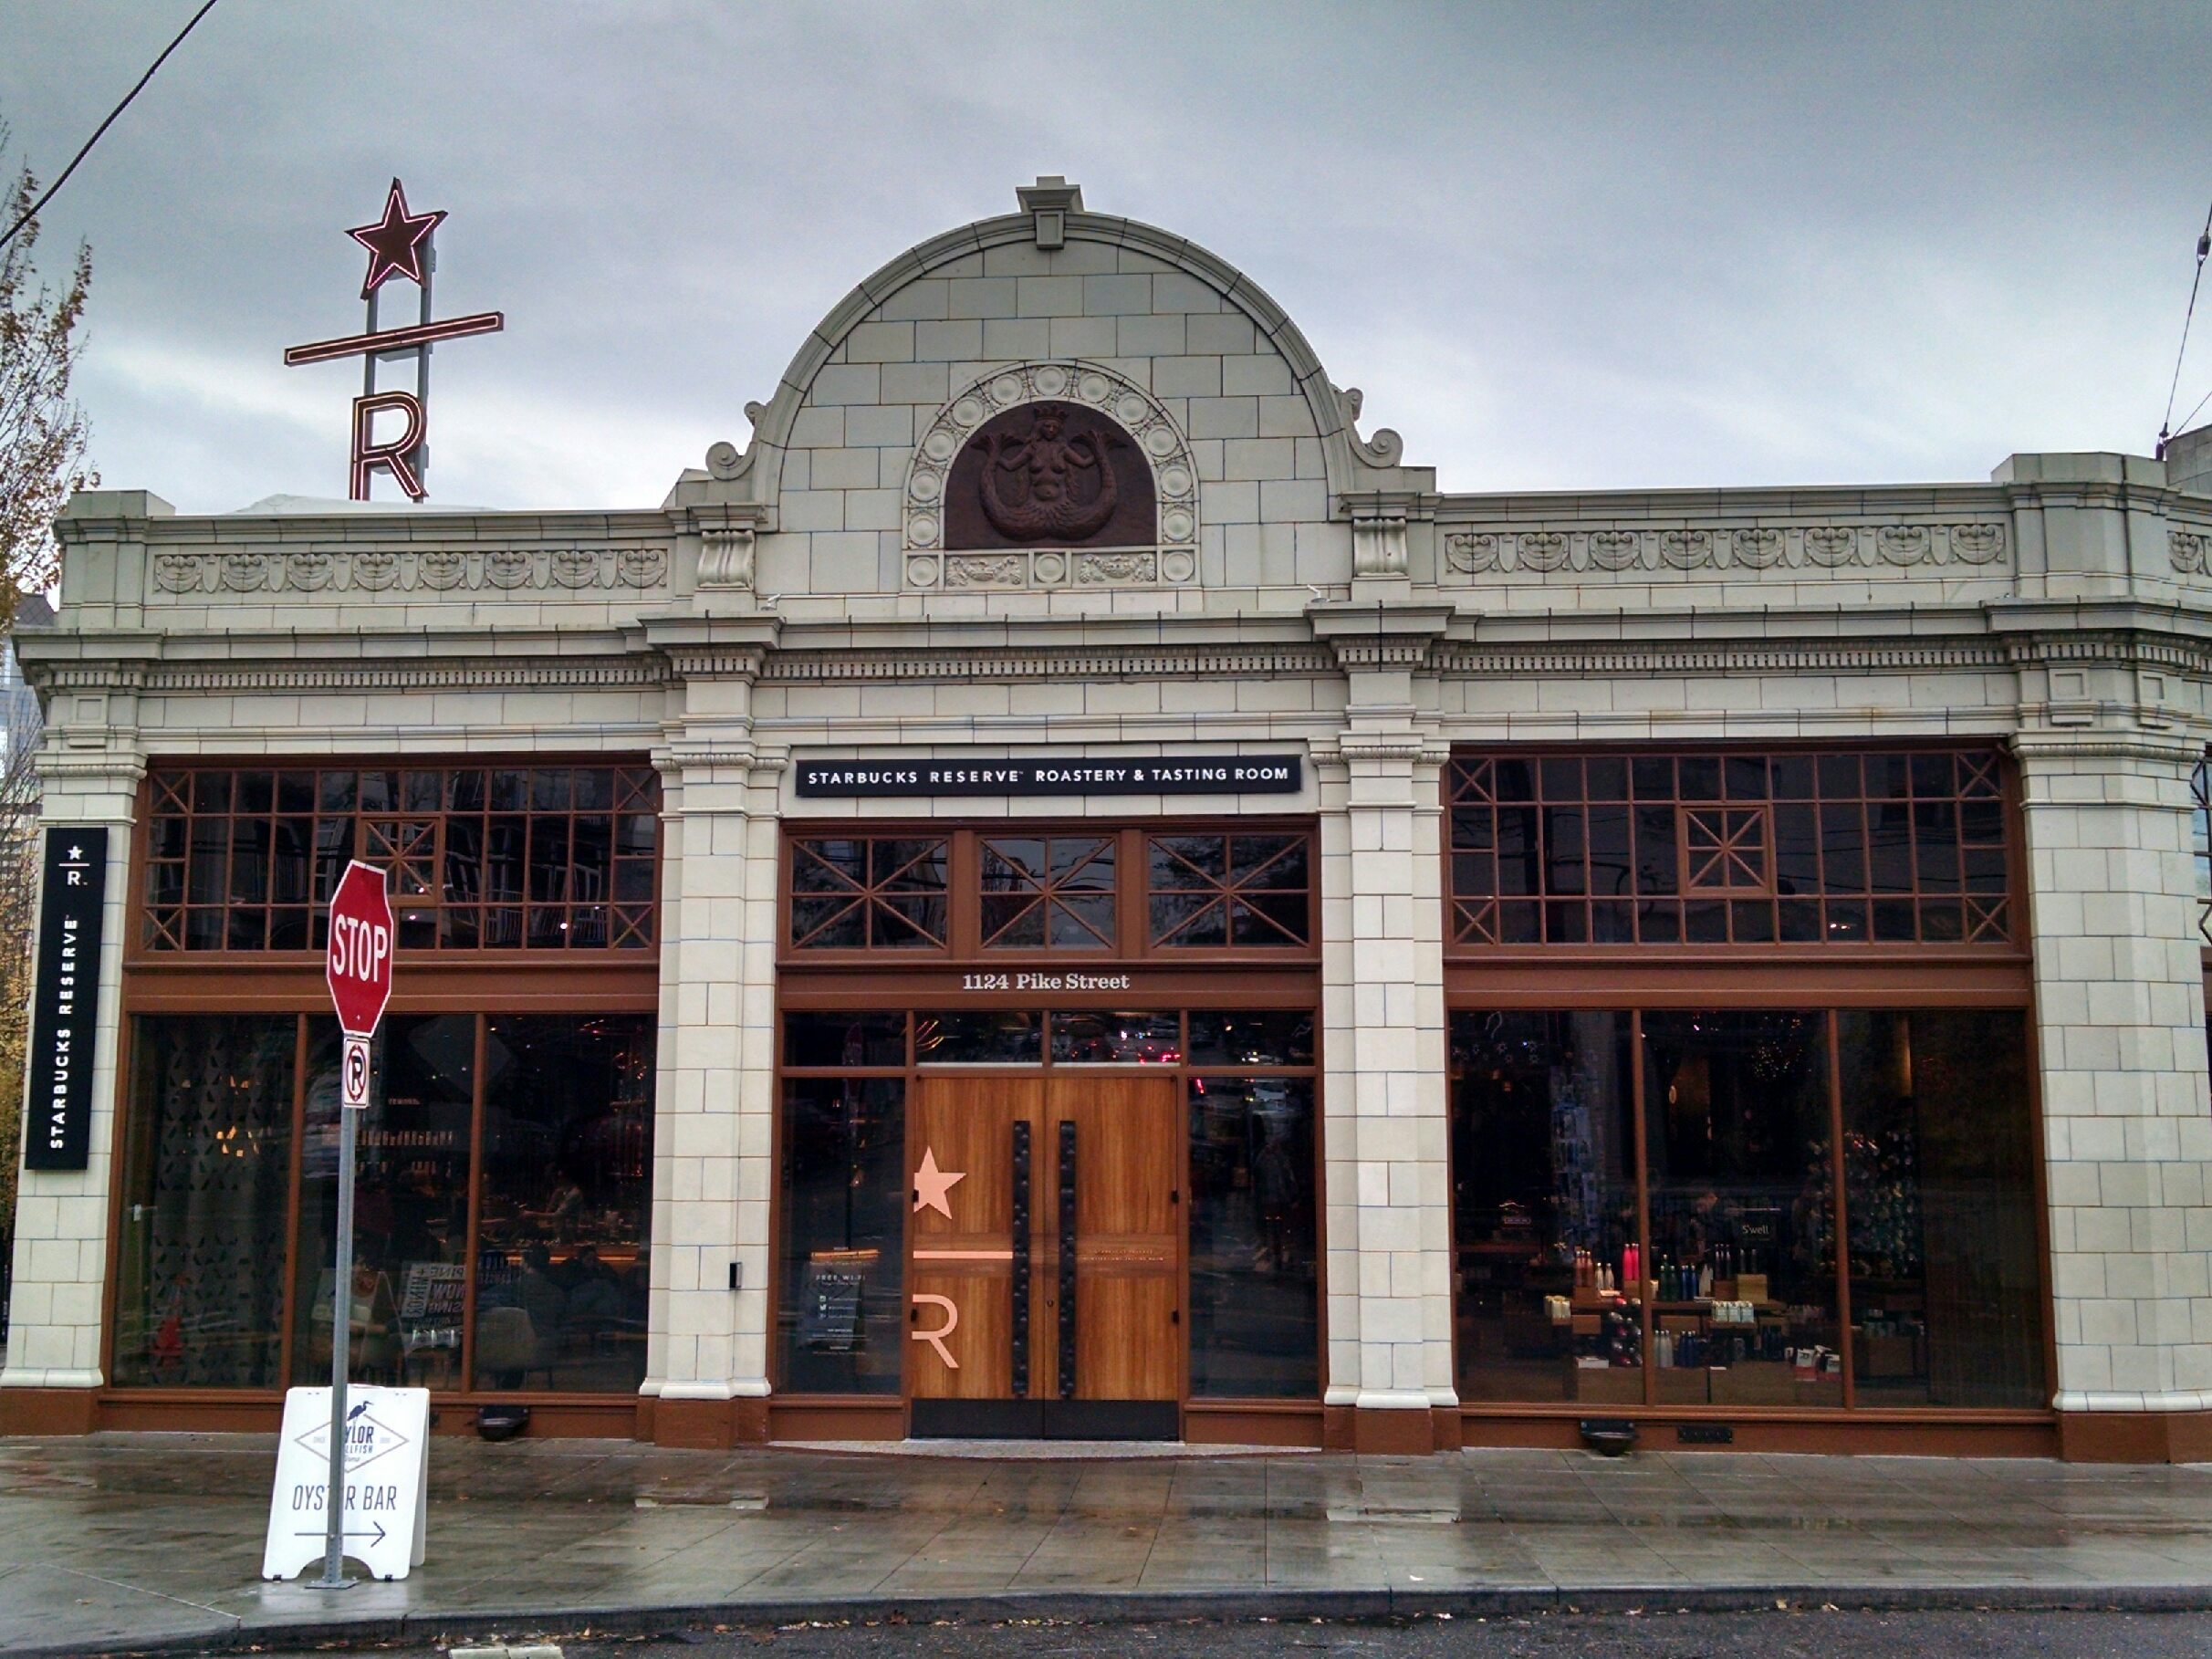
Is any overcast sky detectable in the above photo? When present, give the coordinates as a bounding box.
[2,1,2208,514]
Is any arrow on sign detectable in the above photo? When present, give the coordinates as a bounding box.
[294,1520,388,1546]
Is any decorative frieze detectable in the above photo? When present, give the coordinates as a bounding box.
[1440,521,2009,577]
[148,544,671,597]
[914,547,1194,591]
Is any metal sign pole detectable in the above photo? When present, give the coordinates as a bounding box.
[315,1031,371,1590]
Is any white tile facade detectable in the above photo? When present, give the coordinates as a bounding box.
[11,183,2212,1455]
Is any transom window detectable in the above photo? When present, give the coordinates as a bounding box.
[143,764,660,953]
[789,837,950,950]
[1148,833,1311,949]
[1448,749,2011,948]
[980,836,1116,949]
[785,825,1314,956]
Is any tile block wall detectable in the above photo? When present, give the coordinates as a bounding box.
[2019,736,2212,1410]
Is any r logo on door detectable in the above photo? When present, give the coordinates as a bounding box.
[911,1294,959,1368]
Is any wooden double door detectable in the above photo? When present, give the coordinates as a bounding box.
[906,1075,1182,1438]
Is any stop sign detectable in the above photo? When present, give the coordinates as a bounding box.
[326,860,393,1038]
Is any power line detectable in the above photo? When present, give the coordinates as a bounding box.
[0,0,221,255]
[2158,193,2212,454]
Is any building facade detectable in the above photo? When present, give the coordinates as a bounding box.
[8,181,2212,1460]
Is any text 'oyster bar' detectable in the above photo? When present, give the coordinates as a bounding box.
[794,756,1302,798]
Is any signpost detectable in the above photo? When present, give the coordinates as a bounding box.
[313,860,392,1589]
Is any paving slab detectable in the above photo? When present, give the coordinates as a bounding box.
[1,1434,2210,1657]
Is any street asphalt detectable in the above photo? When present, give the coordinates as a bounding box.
[235,1608,2212,1659]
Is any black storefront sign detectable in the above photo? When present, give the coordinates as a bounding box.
[23,827,107,1172]
[796,756,1302,798]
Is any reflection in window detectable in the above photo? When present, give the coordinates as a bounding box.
[112,1016,296,1387]
[777,1078,907,1394]
[914,1010,1042,1064]
[1186,1010,1315,1069]
[472,1016,653,1393]
[789,837,948,950]
[1643,1011,1841,1407]
[292,1017,475,1388]
[1148,833,1310,948]
[1450,1013,1643,1403]
[1049,1010,1179,1063]
[1837,1010,2046,1408]
[1188,1077,1317,1397]
[981,837,1117,950]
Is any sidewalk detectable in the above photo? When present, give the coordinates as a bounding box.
[3,1434,2211,1657]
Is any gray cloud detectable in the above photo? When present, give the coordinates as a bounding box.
[2,0,2207,512]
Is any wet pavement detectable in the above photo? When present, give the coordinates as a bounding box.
[3,1434,2212,1657]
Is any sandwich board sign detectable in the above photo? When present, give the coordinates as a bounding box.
[262,1384,429,1581]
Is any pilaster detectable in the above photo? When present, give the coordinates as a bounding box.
[2015,728,2212,1460]
[642,664,785,1447]
[1,746,144,1424]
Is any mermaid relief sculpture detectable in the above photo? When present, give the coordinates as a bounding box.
[977,403,1122,541]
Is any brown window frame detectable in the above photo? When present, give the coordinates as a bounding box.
[136,758,663,959]
[781,820,1318,965]
[1446,744,2021,956]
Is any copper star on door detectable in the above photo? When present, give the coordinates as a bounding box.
[348,178,445,298]
[913,1148,965,1218]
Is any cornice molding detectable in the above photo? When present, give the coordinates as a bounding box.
[756,644,1336,683]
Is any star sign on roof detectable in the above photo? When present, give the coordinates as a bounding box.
[348,178,445,298]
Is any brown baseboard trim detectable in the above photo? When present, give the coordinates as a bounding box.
[767,1397,905,1442]
[1184,1403,1324,1447]
[1458,1409,2057,1458]
[2058,1409,2212,1465]
[0,1387,101,1436]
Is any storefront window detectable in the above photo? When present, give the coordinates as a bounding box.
[1449,1013,1642,1403]
[1643,1011,1840,1406]
[472,1015,653,1393]
[290,1017,475,1388]
[1448,749,2011,948]
[777,1076,908,1393]
[1836,1010,2047,1408]
[1188,1076,1318,1397]
[112,1015,296,1387]
[142,763,660,954]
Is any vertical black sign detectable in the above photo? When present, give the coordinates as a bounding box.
[23,827,106,1172]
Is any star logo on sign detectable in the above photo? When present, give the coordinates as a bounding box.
[913,1148,965,1218]
[348,178,445,298]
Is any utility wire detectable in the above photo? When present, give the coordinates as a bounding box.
[2158,193,2212,455]
[0,0,221,255]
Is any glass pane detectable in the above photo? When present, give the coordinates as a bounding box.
[914,1010,1042,1064]
[1186,1010,1315,1068]
[473,1015,654,1393]
[1149,835,1224,888]
[1049,1010,1180,1063]
[1450,1012,1642,1403]
[777,1078,906,1394]
[110,1016,296,1387]
[1643,1011,1840,1408]
[1188,1076,1318,1398]
[291,1017,475,1389]
[784,1011,905,1069]
[1836,1010,2046,1408]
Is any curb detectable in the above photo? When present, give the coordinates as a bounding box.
[14,1582,2212,1658]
